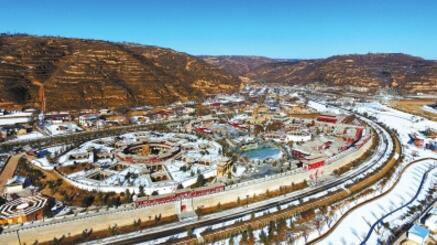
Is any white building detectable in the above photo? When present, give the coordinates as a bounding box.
[407,224,430,245]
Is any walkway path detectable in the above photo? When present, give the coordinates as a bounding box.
[0,153,24,194]
[360,163,436,244]
[318,159,437,245]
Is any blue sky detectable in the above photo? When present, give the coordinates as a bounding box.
[2,0,437,59]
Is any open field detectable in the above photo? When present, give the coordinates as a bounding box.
[389,98,437,121]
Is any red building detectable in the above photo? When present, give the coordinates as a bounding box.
[291,149,309,159]
[355,127,364,140]
[195,127,212,134]
[317,115,337,124]
[305,160,325,170]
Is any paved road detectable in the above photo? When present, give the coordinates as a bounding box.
[361,162,437,244]
[316,158,436,245]
[0,153,24,194]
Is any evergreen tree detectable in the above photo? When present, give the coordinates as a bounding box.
[259,229,268,244]
[138,185,145,197]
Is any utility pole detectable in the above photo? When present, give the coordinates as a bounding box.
[16,229,22,245]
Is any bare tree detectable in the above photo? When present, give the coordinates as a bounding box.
[314,217,324,235]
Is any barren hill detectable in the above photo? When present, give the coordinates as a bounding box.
[246,53,437,94]
[202,53,437,94]
[200,55,278,76]
[0,35,240,110]
[1,35,435,112]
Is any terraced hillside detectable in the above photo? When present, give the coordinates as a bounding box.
[200,55,278,76]
[246,53,437,94]
[202,54,437,94]
[0,35,240,110]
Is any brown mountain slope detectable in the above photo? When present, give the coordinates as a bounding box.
[200,55,278,76]
[0,35,240,110]
[246,53,437,94]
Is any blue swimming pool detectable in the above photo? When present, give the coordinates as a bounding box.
[240,147,282,161]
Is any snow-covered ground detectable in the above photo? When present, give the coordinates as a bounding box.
[314,102,437,244]
[44,122,82,136]
[0,111,33,126]
[308,101,341,114]
[15,131,44,141]
[422,104,437,115]
[4,131,45,143]
[320,159,437,245]
[354,102,437,158]
[31,157,54,170]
